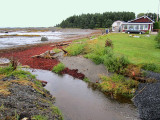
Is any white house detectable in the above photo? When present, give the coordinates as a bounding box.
[112,21,124,32]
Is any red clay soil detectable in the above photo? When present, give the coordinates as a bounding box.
[0,44,58,70]
[61,68,85,80]
[0,43,85,79]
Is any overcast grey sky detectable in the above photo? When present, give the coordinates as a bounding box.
[0,0,159,27]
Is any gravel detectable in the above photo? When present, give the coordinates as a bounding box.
[133,71,160,120]
[0,76,63,120]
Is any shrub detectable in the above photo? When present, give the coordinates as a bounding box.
[84,53,104,64]
[104,54,130,73]
[105,38,113,48]
[145,30,149,34]
[84,47,113,65]
[153,22,159,29]
[65,43,86,56]
[99,74,139,98]
[142,63,159,72]
[155,31,160,48]
[52,63,65,74]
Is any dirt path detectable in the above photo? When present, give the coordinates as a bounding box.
[57,52,110,83]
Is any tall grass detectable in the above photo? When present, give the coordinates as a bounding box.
[52,63,65,74]
[65,43,86,56]
[99,74,139,98]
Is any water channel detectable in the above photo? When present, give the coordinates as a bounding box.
[27,69,140,120]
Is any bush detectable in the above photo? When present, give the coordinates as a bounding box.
[65,43,86,56]
[52,63,65,74]
[105,38,113,47]
[142,63,159,72]
[84,47,113,65]
[153,22,159,29]
[104,54,130,73]
[84,53,104,64]
[99,74,139,98]
[155,31,160,48]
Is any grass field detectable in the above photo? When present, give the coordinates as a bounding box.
[107,33,160,66]
[65,33,160,72]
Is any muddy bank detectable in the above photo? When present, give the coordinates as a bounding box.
[0,75,63,120]
[58,53,109,83]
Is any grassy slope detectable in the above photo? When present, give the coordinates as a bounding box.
[107,33,160,66]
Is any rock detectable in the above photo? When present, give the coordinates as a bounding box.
[41,36,48,41]
[0,58,10,66]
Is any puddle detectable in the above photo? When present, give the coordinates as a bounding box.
[27,69,140,120]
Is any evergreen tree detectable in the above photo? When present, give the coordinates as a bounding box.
[59,12,135,29]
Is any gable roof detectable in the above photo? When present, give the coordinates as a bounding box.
[128,15,155,23]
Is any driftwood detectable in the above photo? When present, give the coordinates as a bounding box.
[61,48,68,54]
[32,50,57,59]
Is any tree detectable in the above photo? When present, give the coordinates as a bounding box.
[137,13,145,18]
[153,22,159,29]
[59,12,135,29]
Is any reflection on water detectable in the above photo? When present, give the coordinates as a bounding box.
[27,69,140,120]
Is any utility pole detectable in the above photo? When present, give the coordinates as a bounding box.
[157,0,160,22]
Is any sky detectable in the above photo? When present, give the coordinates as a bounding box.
[0,0,159,27]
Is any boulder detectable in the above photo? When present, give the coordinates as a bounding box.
[41,36,48,41]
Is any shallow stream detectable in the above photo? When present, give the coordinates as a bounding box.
[27,69,140,120]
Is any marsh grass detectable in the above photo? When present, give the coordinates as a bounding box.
[65,43,86,56]
[99,74,139,98]
[52,63,65,74]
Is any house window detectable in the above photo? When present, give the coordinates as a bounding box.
[124,25,127,30]
[145,25,148,30]
[129,25,134,30]
[134,25,139,30]
[140,25,144,30]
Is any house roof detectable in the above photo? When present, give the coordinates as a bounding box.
[128,15,155,23]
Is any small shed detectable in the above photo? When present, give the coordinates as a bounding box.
[112,21,124,32]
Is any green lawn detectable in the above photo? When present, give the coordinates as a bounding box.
[107,33,160,66]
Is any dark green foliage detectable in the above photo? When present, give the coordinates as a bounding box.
[136,13,158,22]
[142,63,159,72]
[58,12,135,29]
[153,22,160,29]
[137,13,145,18]
[52,63,65,74]
[155,31,160,48]
[103,54,130,73]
